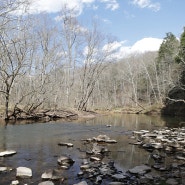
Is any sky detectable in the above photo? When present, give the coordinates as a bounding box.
[28,0,185,58]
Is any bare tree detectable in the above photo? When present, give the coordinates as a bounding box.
[0,17,30,119]
[56,7,84,107]
[77,23,114,111]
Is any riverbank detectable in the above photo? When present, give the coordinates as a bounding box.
[0,102,183,124]
[0,108,101,123]
[95,104,163,115]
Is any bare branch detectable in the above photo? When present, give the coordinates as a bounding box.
[166,97,185,103]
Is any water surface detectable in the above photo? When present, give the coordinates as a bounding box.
[0,114,184,184]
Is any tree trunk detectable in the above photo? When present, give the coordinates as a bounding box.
[5,93,9,120]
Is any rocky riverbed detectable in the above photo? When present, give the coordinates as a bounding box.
[0,126,185,185]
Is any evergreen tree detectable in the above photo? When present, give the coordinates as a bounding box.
[175,27,185,85]
[175,27,185,64]
[156,32,179,95]
[157,32,179,69]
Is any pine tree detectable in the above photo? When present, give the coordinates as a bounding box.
[157,32,179,70]
[175,27,185,64]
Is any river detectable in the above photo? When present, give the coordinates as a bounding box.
[0,114,184,184]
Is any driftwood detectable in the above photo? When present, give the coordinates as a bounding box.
[8,107,78,121]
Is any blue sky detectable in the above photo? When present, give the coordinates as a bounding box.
[28,0,185,56]
[79,0,185,44]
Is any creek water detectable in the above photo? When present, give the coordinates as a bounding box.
[0,114,184,185]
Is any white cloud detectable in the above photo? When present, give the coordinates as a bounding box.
[103,41,126,52]
[107,37,163,60]
[82,0,95,3]
[27,0,95,15]
[26,0,119,15]
[100,0,119,11]
[131,0,161,11]
[131,37,163,52]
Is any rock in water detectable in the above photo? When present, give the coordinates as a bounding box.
[58,142,73,147]
[73,181,88,185]
[57,155,75,169]
[38,181,54,185]
[166,178,179,185]
[58,155,75,164]
[0,150,16,157]
[16,167,32,178]
[10,180,19,185]
[128,165,151,175]
[93,135,117,143]
[41,169,53,179]
[0,167,8,172]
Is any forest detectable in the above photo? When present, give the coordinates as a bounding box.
[0,0,185,120]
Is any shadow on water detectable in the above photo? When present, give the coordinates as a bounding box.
[160,115,185,127]
[0,113,185,184]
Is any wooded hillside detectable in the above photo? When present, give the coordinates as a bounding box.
[0,1,185,119]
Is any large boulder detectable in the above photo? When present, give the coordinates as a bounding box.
[161,87,185,116]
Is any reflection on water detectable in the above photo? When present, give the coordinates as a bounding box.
[0,114,184,184]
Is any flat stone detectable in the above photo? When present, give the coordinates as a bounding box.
[166,178,178,185]
[132,141,143,145]
[99,166,110,175]
[133,131,146,135]
[93,135,117,143]
[94,135,110,141]
[142,133,157,138]
[176,156,185,160]
[92,143,102,154]
[95,176,102,183]
[82,159,89,165]
[142,143,153,149]
[80,164,90,170]
[153,164,164,170]
[60,165,69,169]
[0,166,12,172]
[57,156,74,165]
[51,169,64,180]
[129,165,151,175]
[0,150,16,157]
[58,142,73,147]
[11,180,19,185]
[38,181,54,185]
[41,169,53,179]
[109,182,125,185]
[151,142,163,149]
[77,171,84,176]
[16,167,32,178]
[156,135,164,140]
[90,156,101,161]
[140,130,150,133]
[0,167,8,172]
[171,163,178,168]
[73,181,88,185]
[106,139,117,143]
[112,174,127,180]
[144,174,154,180]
